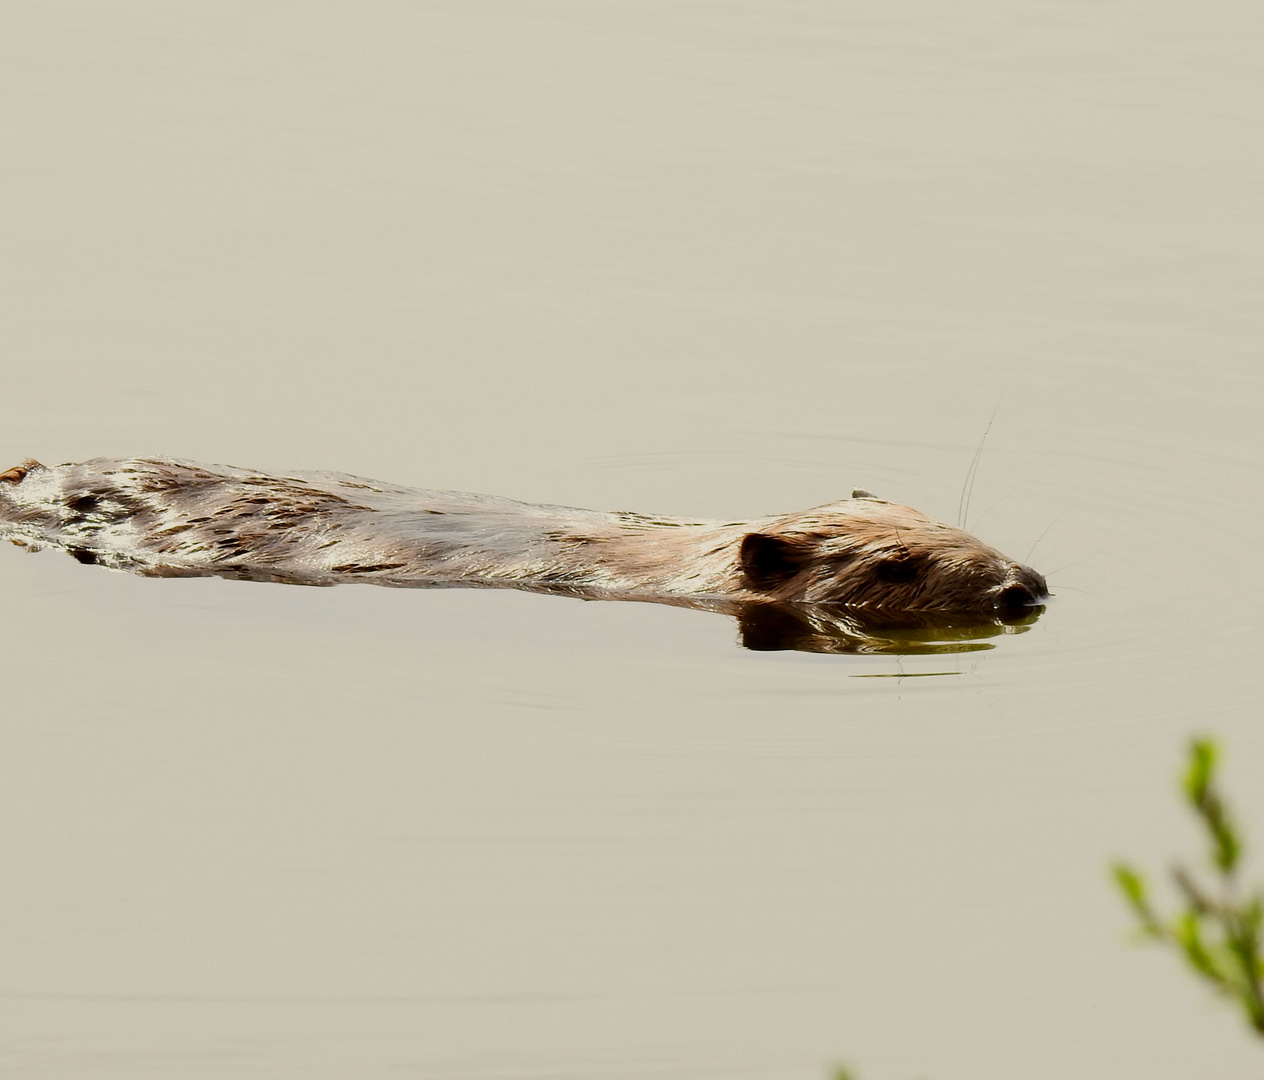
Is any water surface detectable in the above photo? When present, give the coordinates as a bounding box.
[2,3,1263,1078]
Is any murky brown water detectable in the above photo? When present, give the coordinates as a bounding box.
[3,3,1263,1078]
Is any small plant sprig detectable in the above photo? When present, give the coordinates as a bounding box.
[1113,738,1264,1036]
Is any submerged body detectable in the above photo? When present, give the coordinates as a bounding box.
[0,457,1047,633]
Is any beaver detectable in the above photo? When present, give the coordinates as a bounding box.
[0,456,1048,644]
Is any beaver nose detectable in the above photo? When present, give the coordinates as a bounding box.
[995,566,1049,617]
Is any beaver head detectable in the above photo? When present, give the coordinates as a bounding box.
[737,491,1047,621]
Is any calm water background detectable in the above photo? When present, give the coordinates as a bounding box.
[2,3,1262,1078]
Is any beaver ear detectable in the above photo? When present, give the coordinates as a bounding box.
[739,533,811,591]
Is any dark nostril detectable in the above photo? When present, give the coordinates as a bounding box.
[997,583,1036,612]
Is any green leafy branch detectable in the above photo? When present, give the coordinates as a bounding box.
[1112,738,1264,1035]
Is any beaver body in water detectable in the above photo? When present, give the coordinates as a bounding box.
[0,457,1047,630]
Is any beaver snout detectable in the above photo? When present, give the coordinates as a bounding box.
[994,566,1049,620]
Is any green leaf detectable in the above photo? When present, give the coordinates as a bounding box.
[1177,911,1224,983]
[1112,863,1160,932]
[1184,738,1216,809]
[1243,895,1263,940]
[1211,814,1243,874]
[1113,863,1147,906]
[1243,890,1264,961]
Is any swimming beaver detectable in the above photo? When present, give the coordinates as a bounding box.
[0,456,1048,646]
[0,452,1046,612]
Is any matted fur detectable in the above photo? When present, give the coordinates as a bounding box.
[0,457,1048,624]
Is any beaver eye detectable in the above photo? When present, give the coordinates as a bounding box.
[876,556,921,584]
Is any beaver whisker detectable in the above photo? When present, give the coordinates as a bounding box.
[957,397,1003,530]
[1025,508,1073,565]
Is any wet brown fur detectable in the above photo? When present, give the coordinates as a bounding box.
[0,456,1048,620]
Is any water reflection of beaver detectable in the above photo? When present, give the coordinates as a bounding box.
[0,456,1048,652]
